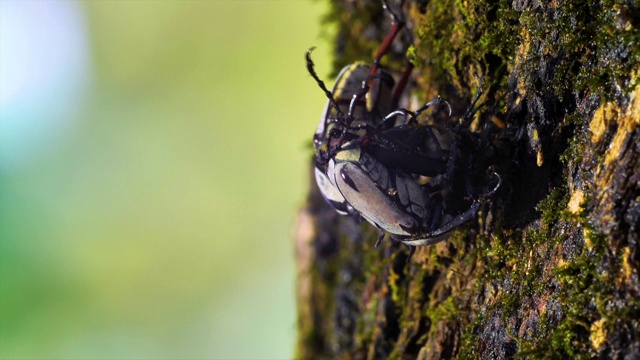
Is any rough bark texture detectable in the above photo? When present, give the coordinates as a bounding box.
[296,1,640,359]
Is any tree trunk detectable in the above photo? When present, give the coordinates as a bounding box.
[295,1,640,358]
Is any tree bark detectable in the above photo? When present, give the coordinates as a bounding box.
[296,1,640,358]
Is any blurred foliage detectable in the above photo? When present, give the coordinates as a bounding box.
[0,1,332,358]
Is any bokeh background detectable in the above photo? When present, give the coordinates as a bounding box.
[0,1,332,358]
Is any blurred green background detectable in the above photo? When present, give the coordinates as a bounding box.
[0,1,332,358]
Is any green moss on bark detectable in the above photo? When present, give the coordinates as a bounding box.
[297,0,640,358]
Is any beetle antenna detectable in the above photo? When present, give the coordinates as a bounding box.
[306,48,343,115]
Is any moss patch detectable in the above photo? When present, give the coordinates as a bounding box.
[299,0,640,358]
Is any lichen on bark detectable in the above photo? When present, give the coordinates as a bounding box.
[296,0,640,358]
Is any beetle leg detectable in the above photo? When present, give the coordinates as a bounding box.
[408,96,452,125]
[385,0,413,109]
[375,229,386,248]
[371,0,405,76]
[405,244,416,263]
[347,73,394,123]
[403,173,500,248]
[482,172,502,198]
[382,108,414,126]
[381,0,404,25]
[400,201,482,247]
[461,75,484,128]
[382,96,446,127]
[348,122,379,133]
[467,170,502,201]
[413,96,442,116]
[391,62,414,108]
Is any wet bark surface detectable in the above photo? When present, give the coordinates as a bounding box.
[296,1,640,358]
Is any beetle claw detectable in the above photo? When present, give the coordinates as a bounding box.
[375,231,385,248]
[405,245,416,263]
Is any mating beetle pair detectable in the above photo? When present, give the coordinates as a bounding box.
[307,0,500,256]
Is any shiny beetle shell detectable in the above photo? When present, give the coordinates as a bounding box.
[313,63,394,158]
[314,167,352,216]
[305,1,501,255]
[327,145,425,235]
[312,63,395,215]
